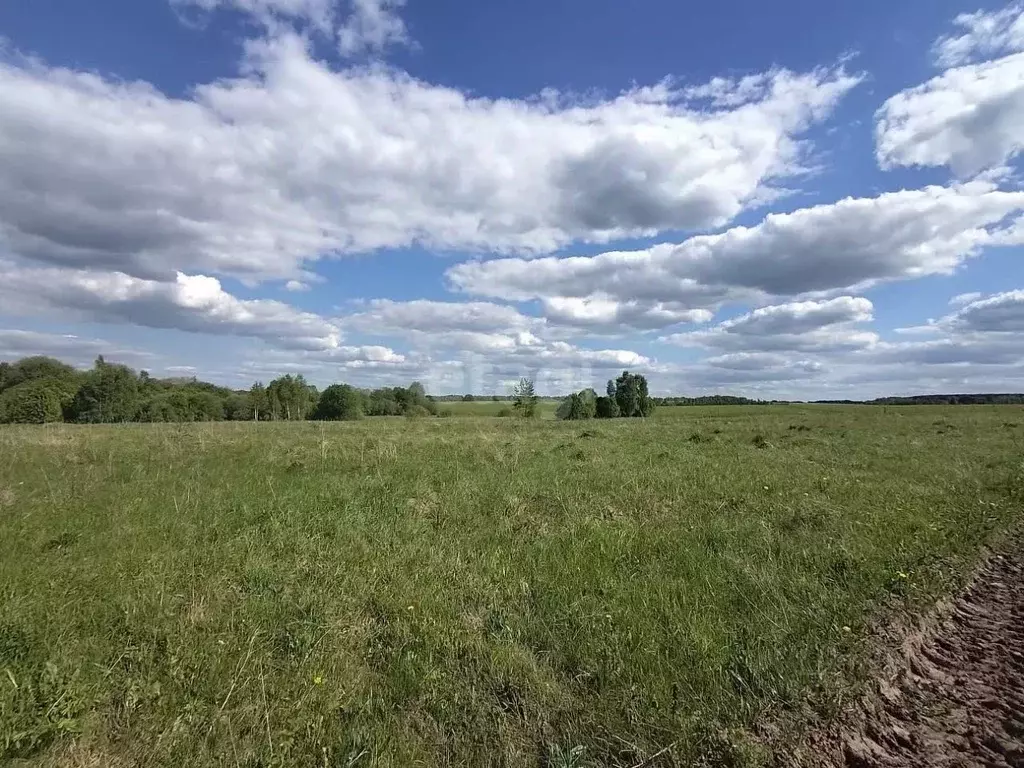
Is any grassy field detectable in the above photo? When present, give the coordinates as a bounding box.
[439,400,560,417]
[1,405,1022,767]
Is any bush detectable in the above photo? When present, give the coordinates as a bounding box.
[496,407,513,418]
[311,384,364,421]
[0,379,76,424]
[556,389,597,420]
[405,404,432,418]
[595,396,619,419]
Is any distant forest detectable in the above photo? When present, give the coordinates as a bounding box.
[0,354,1021,424]
[656,394,1024,406]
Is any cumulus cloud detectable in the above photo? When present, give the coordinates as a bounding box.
[0,263,346,351]
[449,184,1024,311]
[878,6,1024,175]
[664,297,878,354]
[944,289,1024,333]
[540,296,712,333]
[345,298,535,335]
[0,39,859,282]
[702,296,872,337]
[932,3,1024,67]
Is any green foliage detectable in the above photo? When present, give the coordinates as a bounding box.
[0,406,1021,766]
[512,377,538,418]
[248,382,269,421]
[594,395,619,419]
[0,356,80,395]
[224,393,251,421]
[611,371,653,418]
[137,389,227,422]
[365,384,438,417]
[68,357,141,423]
[266,375,316,420]
[0,378,77,424]
[556,388,597,420]
[311,384,364,420]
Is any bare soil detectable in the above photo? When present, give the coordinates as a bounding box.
[799,543,1024,768]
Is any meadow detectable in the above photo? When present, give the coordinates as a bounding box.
[1,405,1022,767]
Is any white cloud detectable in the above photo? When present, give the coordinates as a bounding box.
[284,280,311,292]
[878,6,1024,176]
[702,296,872,336]
[664,297,878,354]
[337,0,408,55]
[0,39,860,282]
[540,296,712,332]
[173,0,409,56]
[944,289,1024,333]
[449,183,1024,308]
[932,4,1024,67]
[949,291,983,306]
[172,0,335,30]
[346,298,534,335]
[0,263,346,351]
[876,53,1024,176]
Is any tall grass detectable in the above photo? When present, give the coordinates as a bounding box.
[1,405,1021,766]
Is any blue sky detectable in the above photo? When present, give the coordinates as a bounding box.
[1,0,1023,397]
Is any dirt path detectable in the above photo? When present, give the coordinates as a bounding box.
[801,545,1024,768]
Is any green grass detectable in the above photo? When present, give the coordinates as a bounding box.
[1,406,1022,766]
[440,400,560,417]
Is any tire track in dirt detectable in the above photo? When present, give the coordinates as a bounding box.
[803,545,1024,767]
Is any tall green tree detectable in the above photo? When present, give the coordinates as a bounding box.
[267,374,316,420]
[69,357,140,423]
[512,377,538,418]
[249,382,268,421]
[612,371,653,418]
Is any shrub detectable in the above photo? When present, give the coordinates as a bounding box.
[0,378,76,424]
[556,389,597,420]
[311,384,364,421]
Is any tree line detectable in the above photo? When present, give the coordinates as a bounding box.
[0,356,443,424]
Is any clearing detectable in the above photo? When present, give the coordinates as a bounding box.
[1,405,1022,766]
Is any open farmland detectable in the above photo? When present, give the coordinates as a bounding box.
[1,405,1022,766]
